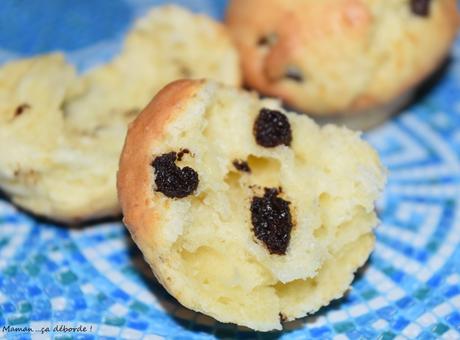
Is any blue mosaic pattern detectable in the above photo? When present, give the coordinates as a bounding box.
[1,0,460,339]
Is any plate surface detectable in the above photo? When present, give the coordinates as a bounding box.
[0,1,460,339]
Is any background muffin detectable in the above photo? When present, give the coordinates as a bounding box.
[0,5,240,222]
[226,0,459,117]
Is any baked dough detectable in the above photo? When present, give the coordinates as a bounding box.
[118,79,386,331]
[226,0,459,116]
[0,5,240,222]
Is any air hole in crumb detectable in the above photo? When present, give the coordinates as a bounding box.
[224,170,242,190]
[274,276,319,300]
[247,155,281,188]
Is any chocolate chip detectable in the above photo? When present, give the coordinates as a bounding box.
[279,313,287,323]
[410,0,431,16]
[177,149,190,161]
[152,152,198,198]
[250,188,293,255]
[258,32,278,46]
[232,160,251,173]
[14,103,30,117]
[254,108,292,148]
[284,66,304,82]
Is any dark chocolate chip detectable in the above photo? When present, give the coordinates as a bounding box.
[152,152,198,198]
[279,313,287,323]
[177,149,190,161]
[410,0,431,16]
[284,66,304,82]
[258,36,270,46]
[258,32,278,46]
[254,108,292,148]
[250,188,293,255]
[232,160,251,173]
[14,103,30,117]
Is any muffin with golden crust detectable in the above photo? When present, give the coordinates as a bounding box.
[226,0,459,119]
[117,79,386,331]
[0,5,240,223]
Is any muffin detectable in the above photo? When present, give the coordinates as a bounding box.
[117,79,386,331]
[0,5,241,222]
[226,0,459,120]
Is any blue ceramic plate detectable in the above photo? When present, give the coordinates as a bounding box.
[0,1,460,339]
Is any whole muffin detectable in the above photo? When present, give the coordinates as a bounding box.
[118,79,386,331]
[226,0,459,116]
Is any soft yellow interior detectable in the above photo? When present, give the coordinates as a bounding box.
[148,82,385,330]
[0,5,239,220]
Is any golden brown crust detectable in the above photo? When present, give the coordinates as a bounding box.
[226,0,460,116]
[117,79,204,246]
